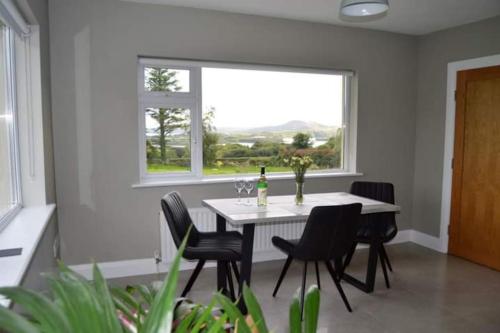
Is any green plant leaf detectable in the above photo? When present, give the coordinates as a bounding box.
[46,270,108,333]
[135,284,155,306]
[111,287,143,314]
[214,292,251,333]
[0,286,70,333]
[0,305,39,333]
[112,295,138,327]
[92,263,123,332]
[242,283,269,333]
[190,298,217,333]
[303,285,320,333]
[289,288,302,333]
[174,304,200,332]
[141,226,189,333]
[206,313,228,333]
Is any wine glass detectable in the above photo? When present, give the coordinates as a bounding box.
[234,178,245,204]
[244,178,255,205]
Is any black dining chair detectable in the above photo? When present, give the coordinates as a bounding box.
[344,181,397,288]
[271,203,362,314]
[161,191,242,299]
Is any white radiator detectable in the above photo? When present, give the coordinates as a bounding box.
[159,208,306,264]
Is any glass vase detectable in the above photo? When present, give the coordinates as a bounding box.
[295,181,304,205]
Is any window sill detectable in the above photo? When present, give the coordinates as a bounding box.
[132,171,363,188]
[0,204,56,307]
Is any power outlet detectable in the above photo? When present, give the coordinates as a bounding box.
[153,250,161,264]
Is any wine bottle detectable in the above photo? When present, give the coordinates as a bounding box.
[257,166,268,206]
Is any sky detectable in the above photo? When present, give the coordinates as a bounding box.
[202,68,344,129]
[145,67,345,131]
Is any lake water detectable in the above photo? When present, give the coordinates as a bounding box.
[238,138,327,148]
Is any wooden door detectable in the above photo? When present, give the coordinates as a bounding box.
[448,65,500,270]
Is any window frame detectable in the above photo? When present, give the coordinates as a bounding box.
[137,58,355,183]
[0,26,22,231]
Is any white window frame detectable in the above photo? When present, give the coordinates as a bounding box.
[138,58,356,184]
[0,26,22,231]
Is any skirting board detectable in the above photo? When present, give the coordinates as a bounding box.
[69,229,441,280]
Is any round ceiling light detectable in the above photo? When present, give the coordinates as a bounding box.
[340,0,389,17]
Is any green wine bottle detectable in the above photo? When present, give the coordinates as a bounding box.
[257,166,268,206]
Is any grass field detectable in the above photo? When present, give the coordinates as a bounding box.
[147,163,291,175]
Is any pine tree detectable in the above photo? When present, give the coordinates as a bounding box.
[145,68,188,164]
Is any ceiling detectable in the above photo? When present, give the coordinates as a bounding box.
[123,0,500,35]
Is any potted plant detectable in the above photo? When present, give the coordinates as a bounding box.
[0,236,320,333]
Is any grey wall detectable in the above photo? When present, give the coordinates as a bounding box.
[49,0,417,264]
[412,16,500,236]
[21,215,58,291]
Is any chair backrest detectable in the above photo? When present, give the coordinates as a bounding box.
[161,191,200,248]
[294,203,362,261]
[350,181,397,235]
[350,181,395,204]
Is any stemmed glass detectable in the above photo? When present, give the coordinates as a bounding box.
[234,178,245,204]
[244,178,255,206]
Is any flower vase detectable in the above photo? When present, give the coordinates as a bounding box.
[295,181,304,205]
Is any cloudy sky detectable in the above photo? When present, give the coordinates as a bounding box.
[202,68,344,129]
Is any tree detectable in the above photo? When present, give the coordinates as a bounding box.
[146,139,159,162]
[320,128,343,151]
[292,132,312,149]
[202,107,219,166]
[251,140,282,156]
[146,68,188,164]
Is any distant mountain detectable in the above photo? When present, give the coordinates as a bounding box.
[219,120,337,134]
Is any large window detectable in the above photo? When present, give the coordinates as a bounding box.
[0,23,20,229]
[138,58,352,182]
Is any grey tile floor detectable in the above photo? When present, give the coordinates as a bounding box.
[110,243,500,332]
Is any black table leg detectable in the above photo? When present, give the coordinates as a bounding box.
[237,223,255,313]
[364,236,381,292]
[216,214,228,295]
[342,215,384,293]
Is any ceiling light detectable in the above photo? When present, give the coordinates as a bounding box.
[340,0,389,17]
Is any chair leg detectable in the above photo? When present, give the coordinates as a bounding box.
[334,258,345,280]
[225,262,236,300]
[379,251,390,289]
[325,261,352,312]
[272,256,293,297]
[343,242,357,270]
[231,261,240,281]
[181,260,205,297]
[380,245,393,272]
[300,261,308,321]
[315,261,321,290]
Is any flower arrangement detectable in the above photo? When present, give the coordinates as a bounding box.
[283,155,313,183]
[283,154,313,204]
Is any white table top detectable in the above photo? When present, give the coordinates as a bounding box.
[202,192,400,226]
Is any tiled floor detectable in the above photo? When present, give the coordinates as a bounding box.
[110,243,500,332]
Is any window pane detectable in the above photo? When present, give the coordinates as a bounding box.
[201,68,344,175]
[0,25,17,218]
[144,67,190,92]
[145,107,191,174]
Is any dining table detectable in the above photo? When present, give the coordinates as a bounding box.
[202,192,401,311]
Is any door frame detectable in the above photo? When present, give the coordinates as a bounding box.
[440,54,500,253]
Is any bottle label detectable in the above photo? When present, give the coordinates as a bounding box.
[257,187,268,206]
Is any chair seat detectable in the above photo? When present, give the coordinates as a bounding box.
[272,236,299,256]
[356,223,397,243]
[184,231,243,261]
